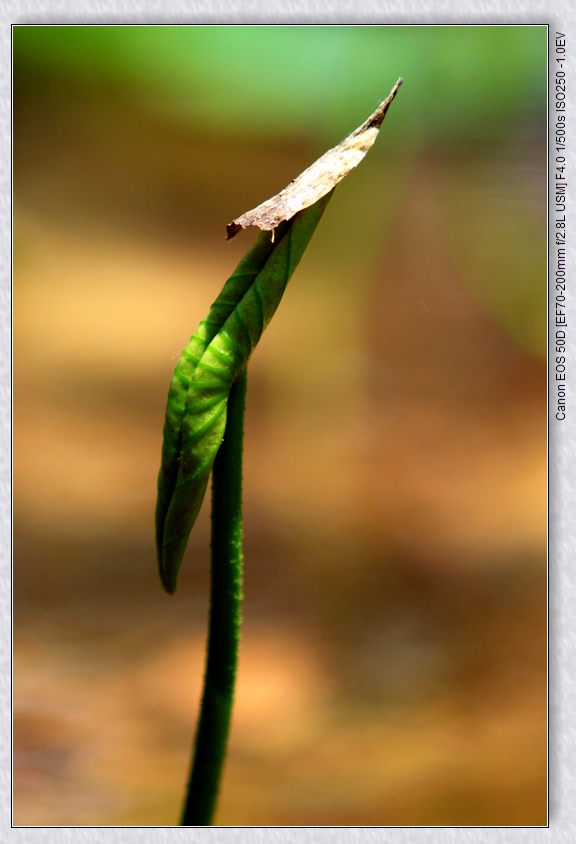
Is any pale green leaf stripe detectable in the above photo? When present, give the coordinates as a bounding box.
[155,222,291,559]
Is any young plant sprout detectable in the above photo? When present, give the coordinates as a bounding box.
[155,78,402,826]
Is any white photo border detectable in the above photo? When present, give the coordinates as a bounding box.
[5,5,574,842]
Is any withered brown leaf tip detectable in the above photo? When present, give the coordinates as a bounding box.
[226,77,403,240]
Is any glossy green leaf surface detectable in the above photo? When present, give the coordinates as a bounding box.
[156,191,333,593]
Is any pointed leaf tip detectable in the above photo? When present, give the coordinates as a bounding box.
[226,77,403,239]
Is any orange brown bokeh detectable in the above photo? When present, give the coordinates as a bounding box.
[13,27,546,826]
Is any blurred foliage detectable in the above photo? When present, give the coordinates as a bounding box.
[14,26,547,825]
[14,25,546,144]
[13,25,547,358]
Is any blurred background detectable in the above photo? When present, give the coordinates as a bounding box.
[13,26,547,826]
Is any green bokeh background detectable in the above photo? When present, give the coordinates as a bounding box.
[15,24,545,139]
[14,25,547,826]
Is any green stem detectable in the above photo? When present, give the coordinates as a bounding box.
[180,368,247,826]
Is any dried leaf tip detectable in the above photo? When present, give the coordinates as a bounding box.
[226,77,403,240]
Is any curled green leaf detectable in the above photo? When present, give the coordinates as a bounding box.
[157,193,333,593]
[155,219,291,567]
